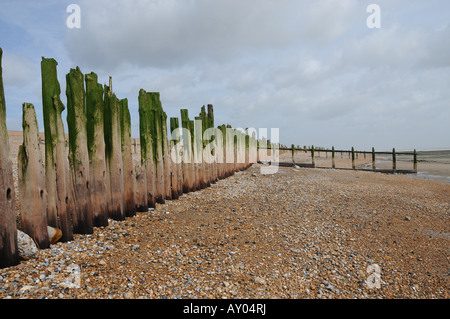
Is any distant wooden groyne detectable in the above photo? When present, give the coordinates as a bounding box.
[272,145,418,174]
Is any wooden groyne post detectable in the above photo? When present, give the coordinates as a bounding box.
[170,117,183,199]
[103,78,124,221]
[0,47,19,268]
[41,57,74,242]
[138,89,156,209]
[413,149,418,172]
[291,144,295,164]
[392,148,396,171]
[18,103,50,249]
[372,147,376,170]
[120,98,136,218]
[351,147,355,169]
[86,72,108,227]
[180,109,194,193]
[66,66,93,234]
[332,146,335,169]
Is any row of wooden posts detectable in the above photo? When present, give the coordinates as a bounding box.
[283,145,418,172]
[0,51,261,268]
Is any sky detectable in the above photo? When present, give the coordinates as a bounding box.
[0,0,449,151]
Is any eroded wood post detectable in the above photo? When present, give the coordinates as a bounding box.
[161,109,172,200]
[170,117,183,199]
[149,92,165,203]
[291,144,295,164]
[180,109,194,193]
[392,148,396,171]
[41,57,73,242]
[413,149,418,172]
[0,47,19,267]
[134,162,148,212]
[218,124,226,179]
[18,103,50,249]
[194,116,206,189]
[351,147,355,169]
[86,72,108,227]
[372,147,376,170]
[207,104,217,183]
[332,146,335,169]
[138,89,155,208]
[311,145,315,168]
[120,98,136,217]
[198,107,208,187]
[104,78,124,220]
[66,66,93,234]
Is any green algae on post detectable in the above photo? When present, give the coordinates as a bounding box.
[120,98,136,217]
[66,66,93,234]
[41,57,73,242]
[18,103,50,249]
[103,77,124,221]
[85,72,108,227]
[148,92,165,203]
[138,89,155,208]
[0,47,19,268]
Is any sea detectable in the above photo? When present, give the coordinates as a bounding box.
[377,150,450,184]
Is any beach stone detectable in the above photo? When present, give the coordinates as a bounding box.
[17,230,39,259]
[47,226,62,244]
[253,277,267,285]
[405,216,411,221]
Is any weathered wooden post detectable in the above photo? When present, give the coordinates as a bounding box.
[86,72,108,226]
[149,92,165,203]
[291,144,295,164]
[413,149,418,172]
[332,146,335,169]
[66,66,93,234]
[194,116,206,189]
[180,109,194,192]
[0,48,19,267]
[226,124,235,176]
[372,147,376,170]
[351,147,355,169]
[311,145,315,167]
[134,162,148,212]
[138,89,155,208]
[392,148,396,171]
[120,98,136,217]
[190,119,200,189]
[170,117,183,199]
[18,103,50,249]
[161,109,172,200]
[104,78,124,221]
[198,107,208,187]
[218,124,226,179]
[41,57,73,242]
[207,104,217,183]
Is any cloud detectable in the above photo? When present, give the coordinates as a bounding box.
[0,0,448,150]
[2,52,38,87]
[65,0,305,71]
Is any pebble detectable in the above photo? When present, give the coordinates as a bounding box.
[1,150,449,300]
